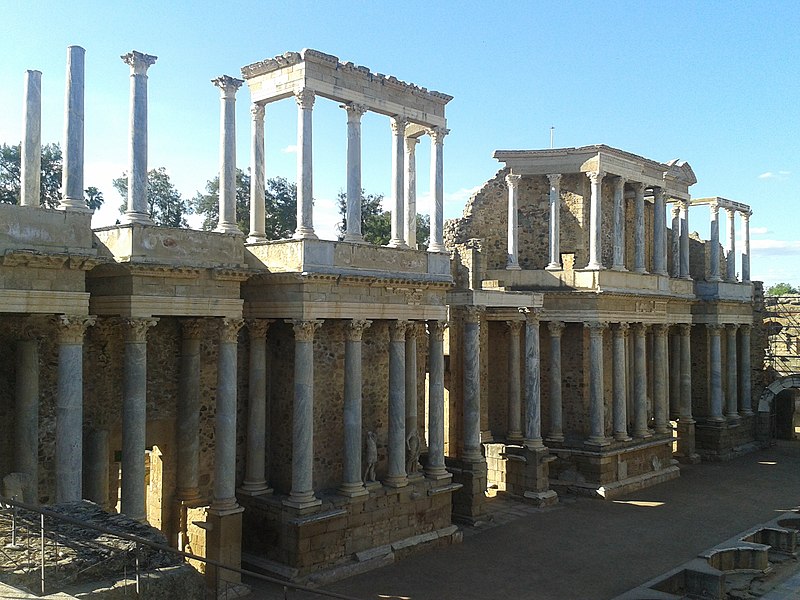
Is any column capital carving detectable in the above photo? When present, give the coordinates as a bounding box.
[613,176,627,190]
[519,306,540,325]
[652,186,665,200]
[124,318,159,342]
[219,318,244,343]
[342,102,368,122]
[742,210,752,222]
[710,201,720,217]
[427,320,448,340]
[55,315,96,344]
[614,322,630,337]
[250,103,265,121]
[586,170,606,184]
[211,75,244,98]
[726,322,740,332]
[121,50,157,75]
[584,321,607,335]
[671,204,681,218]
[740,323,752,334]
[289,319,322,342]
[505,173,521,189]
[678,323,693,336]
[246,318,273,338]
[652,323,669,336]
[345,319,372,342]
[631,181,645,195]
[389,320,411,342]
[294,88,316,109]
[180,318,205,340]
[506,320,524,335]
[463,305,485,324]
[547,320,566,337]
[724,206,736,218]
[427,126,449,144]
[19,316,49,341]
[405,136,420,152]
[390,115,408,135]
[632,322,648,335]
[706,323,724,334]
[547,173,562,186]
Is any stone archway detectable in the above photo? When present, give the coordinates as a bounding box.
[758,375,800,440]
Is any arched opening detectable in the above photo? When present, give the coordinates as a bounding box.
[775,389,800,440]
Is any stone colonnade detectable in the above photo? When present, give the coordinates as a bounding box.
[704,323,754,422]
[708,202,752,284]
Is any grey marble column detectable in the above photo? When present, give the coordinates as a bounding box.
[388,116,408,248]
[121,318,158,522]
[343,103,367,243]
[241,319,272,495]
[632,323,650,438]
[653,187,667,276]
[725,324,740,421]
[739,324,753,415]
[522,309,543,449]
[652,324,670,434]
[285,320,322,508]
[426,321,449,479]
[405,322,421,474]
[120,51,157,225]
[405,137,419,249]
[340,320,371,497]
[612,323,631,441]
[678,324,694,422]
[60,46,89,211]
[670,204,681,277]
[586,170,605,270]
[742,211,751,283]
[293,89,318,240]
[586,321,608,445]
[55,315,94,502]
[21,70,42,207]
[633,183,646,273]
[248,104,267,243]
[15,334,40,502]
[84,429,109,509]
[547,321,565,442]
[725,208,737,282]
[386,320,409,487]
[506,320,523,441]
[612,177,627,271]
[707,324,725,422]
[212,75,244,235]
[428,127,448,253]
[546,174,562,270]
[177,319,203,501]
[709,202,722,282]
[506,174,522,270]
[680,201,691,279]
[669,330,681,419]
[462,306,484,460]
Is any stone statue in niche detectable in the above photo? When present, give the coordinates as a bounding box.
[364,431,377,483]
[406,430,421,474]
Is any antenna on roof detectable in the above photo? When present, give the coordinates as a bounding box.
[550,126,554,149]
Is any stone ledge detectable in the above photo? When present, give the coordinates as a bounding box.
[552,465,681,500]
[287,508,347,527]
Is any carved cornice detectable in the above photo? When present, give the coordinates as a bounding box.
[130,264,201,279]
[212,268,250,282]
[389,320,411,342]
[1,252,69,269]
[547,320,565,337]
[346,319,372,342]
[219,318,245,343]
[55,315,96,344]
[212,75,244,98]
[124,318,159,343]
[385,286,424,305]
[246,318,273,339]
[295,88,316,110]
[290,319,322,342]
[121,50,157,75]
[181,318,205,340]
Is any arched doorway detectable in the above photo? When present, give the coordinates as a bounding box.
[758,375,800,441]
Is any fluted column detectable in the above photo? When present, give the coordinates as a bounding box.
[670,204,681,277]
[340,319,371,497]
[725,208,737,282]
[652,324,670,434]
[428,127,448,253]
[505,320,523,441]
[247,104,266,242]
[285,320,322,508]
[612,177,627,270]
[586,170,605,270]
[707,324,725,422]
[612,323,631,441]
[405,137,419,249]
[15,329,40,502]
[709,202,722,281]
[55,315,94,502]
[463,306,484,460]
[546,174,562,270]
[426,321,449,479]
[678,324,693,422]
[294,89,317,240]
[633,183,646,273]
[653,187,667,275]
[121,51,157,225]
[506,174,522,270]
[547,321,565,442]
[742,211,751,283]
[21,70,42,207]
[343,103,367,243]
[726,324,740,422]
[60,46,89,211]
[522,309,543,449]
[241,319,273,495]
[405,323,420,473]
[386,320,409,487]
[388,116,408,248]
[680,201,691,279]
[212,75,244,235]
[586,321,608,445]
[177,319,203,501]
[739,324,753,415]
[632,323,650,438]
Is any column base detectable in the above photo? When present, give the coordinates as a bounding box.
[741,409,755,417]
[58,197,92,212]
[237,483,273,497]
[216,222,245,236]
[342,233,365,244]
[506,263,522,271]
[633,430,652,439]
[706,416,726,426]
[246,234,267,244]
[585,262,604,270]
[424,466,452,481]
[211,497,240,513]
[120,211,154,226]
[726,414,741,425]
[507,431,524,442]
[383,475,408,488]
[634,268,648,275]
[655,426,671,435]
[610,265,628,272]
[337,482,369,498]
[282,493,321,510]
[586,436,611,447]
[364,480,383,492]
[708,276,723,282]
[292,227,318,240]
[613,433,633,442]
[386,238,408,249]
[524,438,545,450]
[546,432,565,443]
[428,243,447,253]
[545,263,562,271]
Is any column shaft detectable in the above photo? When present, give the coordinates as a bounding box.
[740,325,753,415]
[726,324,739,420]
[388,117,407,248]
[21,70,42,207]
[506,174,521,269]
[669,331,681,419]
[680,201,691,278]
[506,320,523,441]
[84,429,109,509]
[341,320,371,496]
[653,188,667,275]
[633,183,646,273]
[248,104,266,242]
[612,177,627,270]
[679,324,693,421]
[386,321,409,486]
[462,307,483,460]
[652,324,670,434]
[60,46,87,211]
[726,208,737,282]
[15,338,39,502]
[212,75,244,235]
[405,323,420,473]
[523,310,543,448]
[404,137,419,249]
[294,89,317,239]
[242,320,272,494]
[177,320,202,500]
[547,321,565,441]
[742,212,751,283]
[708,324,724,421]
[546,174,562,269]
[633,323,650,437]
[587,171,605,269]
[612,324,630,441]
[709,203,721,281]
[426,321,449,479]
[428,127,448,252]
[671,205,681,277]
[343,103,367,243]
[586,322,607,444]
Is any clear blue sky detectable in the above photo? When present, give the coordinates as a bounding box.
[1,1,798,287]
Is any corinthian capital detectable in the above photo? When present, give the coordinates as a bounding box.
[427,320,448,341]
[505,173,521,189]
[219,318,244,343]
[586,170,606,185]
[246,318,273,339]
[55,315,96,344]
[342,102,367,122]
[346,319,372,342]
[295,88,316,109]
[290,319,322,342]
[121,50,157,75]
[428,126,449,144]
[212,75,244,98]
[250,103,265,121]
[181,318,205,340]
[389,320,411,342]
[464,305,485,324]
[124,318,159,343]
[547,320,565,337]
[390,115,408,135]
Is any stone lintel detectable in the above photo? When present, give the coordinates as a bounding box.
[89,295,243,318]
[0,290,89,314]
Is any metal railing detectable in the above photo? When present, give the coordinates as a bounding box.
[0,495,364,599]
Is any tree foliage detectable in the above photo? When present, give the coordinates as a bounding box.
[336,189,430,248]
[113,167,190,228]
[766,283,800,296]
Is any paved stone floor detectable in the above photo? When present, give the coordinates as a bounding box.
[245,441,800,600]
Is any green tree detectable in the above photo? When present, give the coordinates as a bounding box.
[0,142,102,209]
[766,283,800,296]
[113,167,190,228]
[336,189,430,248]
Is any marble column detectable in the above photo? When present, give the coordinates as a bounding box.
[121,318,158,521]
[388,116,408,248]
[247,104,267,243]
[428,127,448,253]
[404,137,419,249]
[506,320,523,441]
[241,319,273,495]
[670,204,681,278]
[707,324,725,422]
[405,323,420,469]
[742,211,751,283]
[55,315,94,502]
[632,323,650,438]
[680,201,691,279]
[386,320,409,487]
[586,170,605,270]
[21,70,42,207]
[612,323,631,441]
[121,51,157,225]
[652,324,670,434]
[669,330,681,419]
[506,174,522,270]
[462,306,484,460]
[612,177,627,271]
[709,202,722,282]
[84,429,109,510]
[294,89,317,240]
[342,103,367,243]
[213,318,244,511]
[725,208,737,282]
[340,320,371,497]
[725,324,739,421]
[177,319,203,501]
[212,75,244,235]
[739,324,753,416]
[546,174,562,270]
[60,46,88,211]
[653,187,667,276]
[586,321,608,445]
[285,320,322,508]
[633,183,646,273]
[678,324,694,422]
[426,321,449,479]
[547,321,565,442]
[15,332,40,502]
[522,309,543,449]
